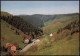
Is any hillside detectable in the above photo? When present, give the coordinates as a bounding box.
[25,33,79,55]
[19,15,44,27]
[1,11,12,16]
[19,13,79,28]
[43,13,79,34]
[19,14,56,27]
[1,11,43,55]
[1,11,43,37]
[1,12,79,55]
[1,19,26,55]
[19,17,79,55]
[17,13,79,55]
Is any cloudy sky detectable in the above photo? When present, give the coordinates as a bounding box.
[1,1,79,15]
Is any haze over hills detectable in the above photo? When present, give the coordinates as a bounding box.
[1,11,78,28]
[18,13,79,27]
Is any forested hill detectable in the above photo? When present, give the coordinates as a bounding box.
[19,15,44,27]
[57,18,79,35]
[1,11,43,36]
[19,13,79,27]
[1,11,12,16]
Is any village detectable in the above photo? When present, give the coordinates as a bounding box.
[1,32,54,56]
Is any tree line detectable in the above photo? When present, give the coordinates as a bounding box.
[1,15,43,38]
[57,18,79,35]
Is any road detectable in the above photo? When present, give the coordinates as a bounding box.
[20,41,35,52]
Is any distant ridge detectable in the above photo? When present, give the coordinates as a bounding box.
[19,13,79,27]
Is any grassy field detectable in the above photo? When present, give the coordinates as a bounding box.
[21,16,79,55]
[1,14,79,55]
[1,20,26,55]
[43,15,78,34]
[23,32,79,55]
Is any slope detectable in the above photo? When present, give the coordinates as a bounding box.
[1,19,26,55]
[1,11,43,38]
[18,14,79,55]
[43,13,79,34]
[19,13,79,28]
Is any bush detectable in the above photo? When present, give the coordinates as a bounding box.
[67,35,72,40]
[54,29,71,41]
[28,37,51,51]
[10,27,15,30]
[15,30,20,35]
[58,29,71,40]
[31,45,38,51]
[37,38,51,51]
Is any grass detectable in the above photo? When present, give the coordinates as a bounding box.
[43,22,67,34]
[25,33,79,55]
[1,14,79,55]
[1,51,8,56]
[19,17,79,55]
[43,15,78,34]
[1,20,26,55]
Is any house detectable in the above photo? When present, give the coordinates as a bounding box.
[8,44,13,52]
[8,43,18,52]
[24,39,29,44]
[11,45,16,51]
[24,36,31,44]
[50,33,53,36]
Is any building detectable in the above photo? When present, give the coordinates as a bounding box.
[50,33,53,36]
[24,39,29,44]
[24,36,31,44]
[11,45,16,51]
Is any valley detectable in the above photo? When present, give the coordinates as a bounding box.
[1,11,79,55]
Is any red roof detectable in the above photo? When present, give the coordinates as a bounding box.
[26,36,31,40]
[8,44,13,47]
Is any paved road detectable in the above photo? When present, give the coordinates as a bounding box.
[20,39,40,52]
[20,41,34,52]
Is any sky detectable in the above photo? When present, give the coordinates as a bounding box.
[1,1,79,15]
